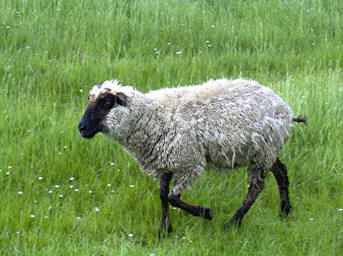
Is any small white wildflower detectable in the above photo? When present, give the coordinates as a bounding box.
[74,188,79,192]
[69,185,74,188]
[176,51,182,55]
[8,166,12,169]
[182,236,186,240]
[6,25,11,29]
[211,25,215,28]
[16,11,20,14]
[167,42,171,45]
[94,207,100,212]
[110,162,115,166]
[130,185,134,188]
[117,169,121,172]
[70,177,75,181]
[26,45,30,49]
[310,218,314,221]
[79,89,83,93]
[173,207,177,210]
[207,44,212,47]
[38,176,43,180]
[6,172,10,175]
[76,216,81,220]
[30,214,35,218]
[107,184,111,187]
[128,233,133,237]
[59,194,63,198]
[34,200,37,203]
[16,231,20,234]
[18,191,23,195]
[0,169,2,172]
[55,185,60,188]
[48,190,53,194]
[89,190,92,193]
[63,146,67,149]
[205,40,210,43]
[338,208,343,212]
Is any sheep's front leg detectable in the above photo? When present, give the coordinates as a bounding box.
[168,194,213,219]
[158,172,173,239]
[168,169,213,220]
[223,168,265,230]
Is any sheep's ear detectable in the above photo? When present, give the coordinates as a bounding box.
[116,92,127,107]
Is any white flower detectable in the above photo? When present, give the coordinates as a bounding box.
[310,218,314,221]
[48,190,53,194]
[59,194,63,198]
[94,207,100,212]
[79,89,83,93]
[76,216,81,220]
[89,190,92,193]
[205,40,210,43]
[130,185,134,188]
[70,177,75,181]
[18,191,23,195]
[128,233,133,237]
[69,185,74,188]
[6,172,10,175]
[8,166,12,169]
[6,25,11,29]
[55,185,60,188]
[211,25,215,28]
[107,184,111,187]
[110,162,114,166]
[176,51,182,55]
[74,189,79,192]
[30,214,35,218]
[38,176,43,180]
[339,208,343,212]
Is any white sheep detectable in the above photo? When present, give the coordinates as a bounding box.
[78,78,306,238]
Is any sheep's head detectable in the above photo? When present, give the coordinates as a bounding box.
[78,81,130,139]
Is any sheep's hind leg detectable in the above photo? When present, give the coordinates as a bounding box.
[158,172,173,239]
[168,170,213,220]
[271,158,292,217]
[223,168,265,230]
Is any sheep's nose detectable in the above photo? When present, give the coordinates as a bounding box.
[78,122,87,133]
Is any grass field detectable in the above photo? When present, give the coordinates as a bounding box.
[1,0,343,255]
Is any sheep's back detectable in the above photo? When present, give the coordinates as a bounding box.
[148,79,293,171]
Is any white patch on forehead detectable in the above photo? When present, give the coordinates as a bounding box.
[89,80,121,100]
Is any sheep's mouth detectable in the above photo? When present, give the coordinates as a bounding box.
[78,124,103,139]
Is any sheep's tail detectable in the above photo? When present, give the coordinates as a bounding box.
[292,115,307,125]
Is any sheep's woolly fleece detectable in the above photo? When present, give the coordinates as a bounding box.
[93,79,294,195]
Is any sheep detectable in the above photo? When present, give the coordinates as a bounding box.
[78,78,306,238]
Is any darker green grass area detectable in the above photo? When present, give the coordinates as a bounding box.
[1,0,343,255]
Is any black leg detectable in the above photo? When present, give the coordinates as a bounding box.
[158,172,173,239]
[168,194,213,220]
[223,169,265,230]
[271,158,292,217]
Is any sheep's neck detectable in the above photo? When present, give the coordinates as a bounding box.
[124,108,165,167]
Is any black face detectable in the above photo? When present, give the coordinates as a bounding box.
[78,92,127,139]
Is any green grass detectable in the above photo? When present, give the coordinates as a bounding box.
[1,0,343,255]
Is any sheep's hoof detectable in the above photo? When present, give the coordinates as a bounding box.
[200,207,213,220]
[223,218,242,232]
[158,224,172,240]
[279,203,293,218]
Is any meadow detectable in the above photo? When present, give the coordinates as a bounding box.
[1,0,342,255]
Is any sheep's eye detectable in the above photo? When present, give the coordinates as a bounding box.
[105,95,114,105]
